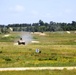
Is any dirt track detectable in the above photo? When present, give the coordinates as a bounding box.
[0,67,76,71]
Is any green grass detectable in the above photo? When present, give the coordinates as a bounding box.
[33,31,76,45]
[0,31,76,67]
[0,69,76,75]
[0,32,20,42]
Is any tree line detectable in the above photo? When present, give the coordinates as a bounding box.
[0,20,76,33]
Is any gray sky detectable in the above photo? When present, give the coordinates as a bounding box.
[0,0,76,25]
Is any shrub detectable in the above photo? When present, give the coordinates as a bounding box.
[0,51,2,53]
[4,57,11,61]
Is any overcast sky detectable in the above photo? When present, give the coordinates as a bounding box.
[0,0,76,25]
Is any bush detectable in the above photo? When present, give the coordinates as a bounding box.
[0,51,2,53]
[4,57,11,61]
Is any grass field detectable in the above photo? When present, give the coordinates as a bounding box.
[0,69,76,75]
[0,31,76,67]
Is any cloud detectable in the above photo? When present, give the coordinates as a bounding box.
[9,5,25,13]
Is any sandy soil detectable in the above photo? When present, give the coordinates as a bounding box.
[31,32,46,36]
[0,67,76,71]
[3,34,10,37]
[31,41,40,43]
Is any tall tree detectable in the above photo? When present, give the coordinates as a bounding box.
[39,20,44,26]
